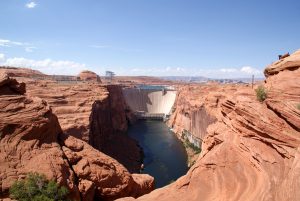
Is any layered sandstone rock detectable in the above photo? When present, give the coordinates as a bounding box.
[264,49,300,77]
[118,49,300,201]
[0,66,45,78]
[24,81,141,172]
[60,134,154,201]
[0,73,80,200]
[0,74,154,200]
[0,73,26,95]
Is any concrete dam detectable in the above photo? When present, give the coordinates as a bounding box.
[122,86,177,119]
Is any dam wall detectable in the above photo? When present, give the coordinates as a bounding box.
[122,88,177,116]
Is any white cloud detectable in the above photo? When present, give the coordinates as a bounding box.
[196,66,263,78]
[25,46,37,52]
[0,38,36,52]
[0,54,87,75]
[0,53,5,62]
[26,2,37,8]
[240,66,261,74]
[220,68,237,73]
[0,39,25,47]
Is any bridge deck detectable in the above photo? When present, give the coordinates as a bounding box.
[135,112,166,120]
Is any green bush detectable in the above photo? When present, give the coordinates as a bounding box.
[9,172,69,201]
[255,85,267,102]
[184,138,201,154]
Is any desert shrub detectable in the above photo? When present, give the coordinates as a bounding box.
[9,172,69,201]
[255,85,267,102]
[184,138,201,154]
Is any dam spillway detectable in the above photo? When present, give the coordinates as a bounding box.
[122,86,177,119]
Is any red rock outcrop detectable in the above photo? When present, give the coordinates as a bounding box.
[0,73,26,95]
[264,49,300,77]
[24,81,142,172]
[0,74,154,200]
[0,66,45,78]
[60,134,154,201]
[117,49,300,201]
[78,70,101,82]
[0,73,80,200]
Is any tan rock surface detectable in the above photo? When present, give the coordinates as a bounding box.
[24,80,142,172]
[0,73,80,200]
[0,74,154,200]
[60,134,154,201]
[117,49,300,201]
[78,70,101,82]
[264,49,300,77]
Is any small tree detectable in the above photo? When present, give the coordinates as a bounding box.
[255,85,267,102]
[9,172,69,201]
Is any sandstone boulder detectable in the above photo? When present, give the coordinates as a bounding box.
[0,73,25,95]
[60,134,154,201]
[78,70,101,82]
[264,49,300,77]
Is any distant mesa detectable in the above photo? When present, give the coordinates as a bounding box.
[78,70,101,82]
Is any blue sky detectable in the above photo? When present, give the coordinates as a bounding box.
[0,0,299,78]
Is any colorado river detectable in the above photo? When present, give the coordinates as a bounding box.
[127,120,188,188]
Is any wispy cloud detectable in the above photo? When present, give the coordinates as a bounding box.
[25,2,37,9]
[127,66,263,78]
[220,68,237,73]
[0,53,5,62]
[0,39,26,47]
[0,38,37,53]
[240,66,261,74]
[196,66,263,78]
[0,53,87,75]
[25,46,37,53]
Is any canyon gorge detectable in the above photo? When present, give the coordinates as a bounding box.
[0,49,300,201]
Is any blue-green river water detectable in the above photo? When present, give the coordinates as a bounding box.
[127,120,188,188]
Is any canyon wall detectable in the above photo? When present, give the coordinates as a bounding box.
[168,85,220,141]
[0,73,154,200]
[118,49,300,201]
[24,81,141,172]
[122,88,176,114]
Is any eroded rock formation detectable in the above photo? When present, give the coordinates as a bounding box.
[0,74,80,200]
[78,70,101,82]
[0,73,154,200]
[118,50,300,201]
[25,81,142,172]
[60,134,154,201]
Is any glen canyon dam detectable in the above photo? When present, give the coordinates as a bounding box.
[122,86,177,118]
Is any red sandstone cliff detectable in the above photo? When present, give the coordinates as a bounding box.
[23,80,141,172]
[118,50,300,201]
[0,74,154,200]
[0,74,80,200]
